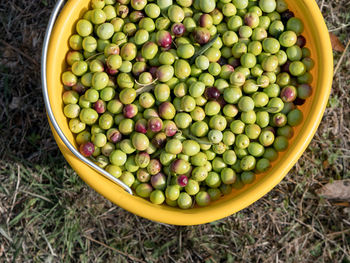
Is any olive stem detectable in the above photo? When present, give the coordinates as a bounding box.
[190,34,220,64]
[151,148,162,159]
[113,34,128,44]
[172,40,177,48]
[256,107,280,113]
[135,78,158,95]
[166,173,172,186]
[135,85,155,95]
[85,52,104,62]
[180,130,213,145]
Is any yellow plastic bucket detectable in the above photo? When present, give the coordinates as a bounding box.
[44,0,333,225]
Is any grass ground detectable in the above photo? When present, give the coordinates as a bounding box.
[0,0,349,262]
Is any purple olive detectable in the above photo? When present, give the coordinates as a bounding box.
[171,23,186,37]
[152,132,167,148]
[217,96,227,108]
[79,142,94,157]
[151,173,166,190]
[263,126,276,135]
[281,60,291,73]
[281,10,295,23]
[204,87,221,100]
[156,30,172,48]
[106,67,118,75]
[163,120,178,137]
[148,117,163,132]
[135,118,148,134]
[192,27,210,45]
[94,99,106,114]
[217,57,228,66]
[280,86,297,102]
[107,128,122,143]
[294,98,306,105]
[229,58,241,68]
[296,35,306,48]
[148,67,158,79]
[123,104,138,118]
[72,82,87,94]
[177,175,188,187]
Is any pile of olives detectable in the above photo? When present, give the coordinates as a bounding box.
[62,0,314,208]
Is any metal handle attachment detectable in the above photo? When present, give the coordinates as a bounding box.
[41,0,133,195]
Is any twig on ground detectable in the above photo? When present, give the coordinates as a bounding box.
[326,228,350,239]
[83,235,146,263]
[42,230,57,257]
[294,218,350,257]
[0,39,39,66]
[21,190,54,203]
[329,23,350,32]
[334,39,350,76]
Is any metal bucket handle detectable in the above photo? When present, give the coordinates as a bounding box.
[41,0,133,195]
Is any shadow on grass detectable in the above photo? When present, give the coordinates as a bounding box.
[0,0,66,166]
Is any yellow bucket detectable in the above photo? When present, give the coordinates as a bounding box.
[43,0,333,225]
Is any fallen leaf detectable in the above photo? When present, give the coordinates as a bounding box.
[334,202,350,207]
[322,160,329,169]
[329,32,345,52]
[316,180,350,201]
